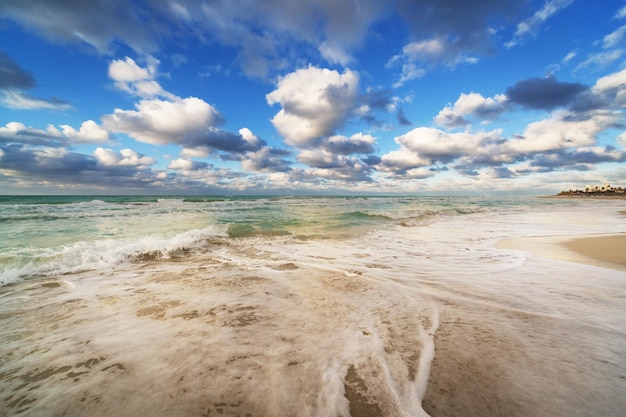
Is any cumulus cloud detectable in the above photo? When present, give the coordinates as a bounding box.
[108,56,174,99]
[382,99,624,178]
[0,122,63,146]
[266,66,359,147]
[435,92,508,128]
[592,68,626,99]
[167,158,209,171]
[60,120,110,143]
[504,111,616,155]
[1,120,111,146]
[94,147,155,168]
[297,150,374,182]
[104,57,266,159]
[109,56,154,82]
[102,97,223,145]
[323,133,376,155]
[239,147,292,173]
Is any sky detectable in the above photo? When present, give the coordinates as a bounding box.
[0,0,625,195]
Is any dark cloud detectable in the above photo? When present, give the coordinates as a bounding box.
[397,108,412,126]
[0,51,35,89]
[323,134,375,155]
[241,147,293,173]
[397,0,525,55]
[0,123,66,147]
[530,148,626,168]
[185,129,266,154]
[506,76,589,110]
[0,0,562,81]
[0,0,160,54]
[0,51,71,109]
[360,89,394,111]
[0,144,97,175]
[361,154,382,166]
[0,144,179,190]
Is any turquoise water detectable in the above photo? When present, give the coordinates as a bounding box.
[0,195,548,285]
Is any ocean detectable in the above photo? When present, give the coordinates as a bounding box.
[0,195,624,417]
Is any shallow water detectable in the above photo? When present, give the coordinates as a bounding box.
[0,196,624,416]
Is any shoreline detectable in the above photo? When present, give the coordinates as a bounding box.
[495,233,626,271]
[541,194,626,199]
[496,210,626,271]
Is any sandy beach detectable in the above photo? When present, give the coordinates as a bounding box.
[496,233,626,271]
[506,205,626,270]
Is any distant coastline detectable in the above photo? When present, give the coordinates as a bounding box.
[547,184,626,198]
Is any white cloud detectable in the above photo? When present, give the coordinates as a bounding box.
[506,0,574,48]
[562,50,577,64]
[392,61,426,88]
[402,38,447,62]
[0,121,64,146]
[102,97,223,145]
[394,127,503,163]
[379,148,432,172]
[323,133,376,155]
[238,127,262,149]
[108,56,173,99]
[266,66,359,147]
[0,122,59,137]
[1,90,72,110]
[504,111,616,155]
[434,92,508,128]
[60,120,110,143]
[617,131,626,147]
[592,68,626,96]
[167,158,207,171]
[577,50,624,72]
[388,37,477,87]
[108,56,153,82]
[94,147,156,168]
[319,41,353,65]
[603,25,626,49]
[616,5,626,19]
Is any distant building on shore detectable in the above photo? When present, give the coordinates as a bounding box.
[558,184,625,196]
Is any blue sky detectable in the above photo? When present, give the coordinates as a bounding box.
[0,0,625,195]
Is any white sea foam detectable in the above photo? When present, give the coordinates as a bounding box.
[0,226,226,286]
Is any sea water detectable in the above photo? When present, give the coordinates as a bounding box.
[0,196,624,417]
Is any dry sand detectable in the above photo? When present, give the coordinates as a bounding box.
[563,235,626,268]
[495,234,626,271]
